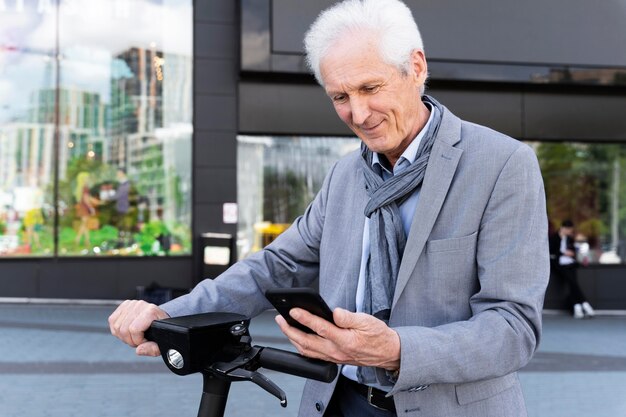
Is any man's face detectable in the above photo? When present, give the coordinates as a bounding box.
[320,35,428,162]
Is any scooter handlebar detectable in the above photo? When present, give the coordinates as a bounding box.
[257,347,338,383]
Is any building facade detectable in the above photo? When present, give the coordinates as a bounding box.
[1,0,626,308]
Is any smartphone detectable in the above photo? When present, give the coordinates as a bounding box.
[265,288,335,334]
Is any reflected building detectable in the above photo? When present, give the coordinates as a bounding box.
[109,46,192,225]
[0,87,106,192]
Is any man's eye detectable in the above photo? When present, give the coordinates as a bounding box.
[362,85,380,93]
[333,95,347,103]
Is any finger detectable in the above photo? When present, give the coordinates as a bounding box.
[275,315,318,353]
[332,307,360,329]
[107,303,123,334]
[113,301,136,343]
[108,300,130,337]
[129,303,166,347]
[290,308,335,339]
[119,300,148,345]
[275,314,305,339]
[136,341,161,357]
[276,314,343,362]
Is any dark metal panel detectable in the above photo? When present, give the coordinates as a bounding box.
[195,59,238,95]
[429,88,523,138]
[194,167,237,204]
[270,0,626,68]
[195,131,237,168]
[524,93,626,140]
[241,0,270,71]
[0,262,39,297]
[195,22,237,59]
[239,82,522,138]
[115,259,194,299]
[193,203,235,234]
[271,0,334,54]
[411,0,626,67]
[239,82,352,135]
[578,267,625,309]
[195,0,236,23]
[195,95,237,131]
[38,261,119,299]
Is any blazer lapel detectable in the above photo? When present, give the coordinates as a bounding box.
[392,109,463,307]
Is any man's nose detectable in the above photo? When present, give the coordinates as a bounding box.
[350,97,371,126]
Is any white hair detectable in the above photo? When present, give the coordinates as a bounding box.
[304,0,425,86]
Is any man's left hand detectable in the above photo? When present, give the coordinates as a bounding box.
[275,307,400,371]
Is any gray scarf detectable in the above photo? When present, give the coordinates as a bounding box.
[357,95,443,384]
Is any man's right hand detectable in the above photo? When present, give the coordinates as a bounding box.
[108,300,170,357]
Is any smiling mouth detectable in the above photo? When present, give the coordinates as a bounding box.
[360,120,383,133]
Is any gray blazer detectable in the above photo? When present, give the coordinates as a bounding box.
[162,105,550,417]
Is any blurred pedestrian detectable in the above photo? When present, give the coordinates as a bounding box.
[74,172,100,249]
[549,220,595,318]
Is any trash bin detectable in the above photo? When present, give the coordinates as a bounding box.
[198,232,235,282]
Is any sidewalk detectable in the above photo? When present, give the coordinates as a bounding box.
[0,304,625,417]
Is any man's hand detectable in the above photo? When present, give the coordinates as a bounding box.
[108,300,169,357]
[275,307,400,371]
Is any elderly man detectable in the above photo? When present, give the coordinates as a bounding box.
[109,0,549,416]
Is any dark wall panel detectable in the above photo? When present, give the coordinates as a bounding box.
[239,82,523,138]
[239,82,351,135]
[38,261,120,299]
[190,1,240,293]
[0,259,192,300]
[272,0,626,67]
[545,266,626,310]
[0,263,39,297]
[428,89,523,139]
[115,259,194,299]
[194,167,237,203]
[524,93,626,141]
[194,204,232,234]
[195,0,236,23]
[195,59,238,95]
[194,131,237,168]
[195,96,237,131]
[195,22,237,59]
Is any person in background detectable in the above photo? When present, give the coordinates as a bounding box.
[549,219,595,319]
[74,172,99,249]
[109,1,549,415]
[112,168,132,248]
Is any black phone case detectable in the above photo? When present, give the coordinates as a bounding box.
[265,288,335,334]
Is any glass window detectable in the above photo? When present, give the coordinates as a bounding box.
[0,0,192,257]
[237,135,360,259]
[531,141,626,264]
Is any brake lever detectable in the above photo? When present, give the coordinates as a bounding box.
[226,368,287,407]
[208,347,287,407]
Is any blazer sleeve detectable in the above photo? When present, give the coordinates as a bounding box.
[391,144,550,392]
[160,161,338,318]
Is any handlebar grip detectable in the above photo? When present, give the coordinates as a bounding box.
[258,347,338,383]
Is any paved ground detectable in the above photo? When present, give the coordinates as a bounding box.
[0,303,625,417]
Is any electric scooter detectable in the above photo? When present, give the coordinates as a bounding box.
[146,312,338,417]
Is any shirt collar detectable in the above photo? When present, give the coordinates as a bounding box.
[372,101,436,175]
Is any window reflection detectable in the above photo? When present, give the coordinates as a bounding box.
[237,136,360,259]
[0,0,192,257]
[531,141,626,264]
[0,2,56,256]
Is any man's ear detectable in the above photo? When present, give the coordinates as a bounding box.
[411,49,428,86]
